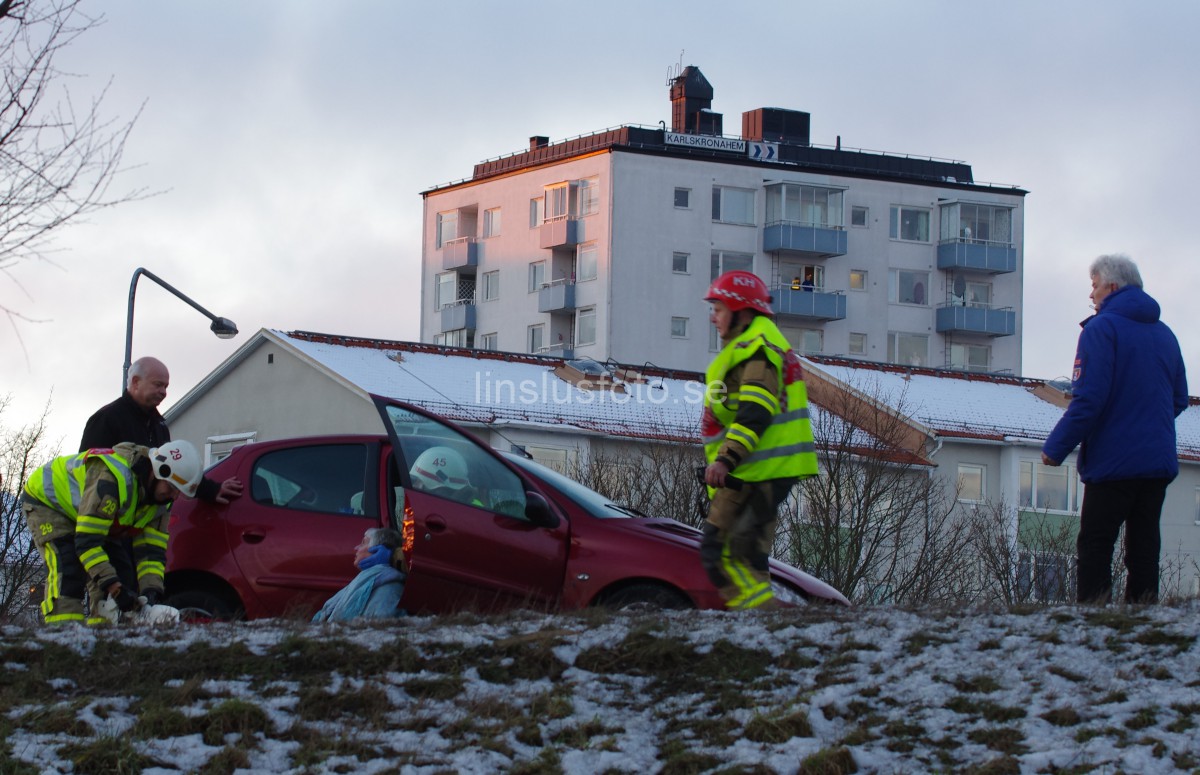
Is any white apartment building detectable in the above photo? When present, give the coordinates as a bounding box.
[420,66,1027,375]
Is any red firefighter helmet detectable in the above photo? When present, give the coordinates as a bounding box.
[704,271,774,316]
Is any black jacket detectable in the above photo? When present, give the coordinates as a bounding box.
[80,392,220,502]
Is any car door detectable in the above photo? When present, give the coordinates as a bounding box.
[222,439,383,617]
[374,399,569,613]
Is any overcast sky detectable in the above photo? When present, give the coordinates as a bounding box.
[4,0,1200,453]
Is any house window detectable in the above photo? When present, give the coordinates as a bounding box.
[788,265,823,291]
[674,188,690,209]
[576,307,596,346]
[577,242,598,282]
[764,183,843,228]
[578,177,599,216]
[528,324,544,353]
[849,269,867,291]
[483,208,501,238]
[795,329,822,354]
[887,332,928,366]
[848,332,866,355]
[1019,460,1083,513]
[958,463,985,502]
[436,272,457,308]
[851,206,868,227]
[436,211,458,248]
[672,252,689,274]
[481,271,499,302]
[440,329,472,348]
[528,261,546,292]
[671,317,688,338]
[205,432,256,466]
[711,186,755,225]
[889,206,930,242]
[545,183,569,220]
[710,251,753,280]
[950,343,990,373]
[940,202,1013,244]
[480,332,498,351]
[523,444,571,473]
[890,269,929,306]
[966,281,992,308]
[529,197,543,228]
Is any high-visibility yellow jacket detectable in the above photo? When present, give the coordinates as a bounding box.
[25,443,169,592]
[701,316,818,489]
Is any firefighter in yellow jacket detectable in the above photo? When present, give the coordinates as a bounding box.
[700,271,818,609]
[23,440,202,625]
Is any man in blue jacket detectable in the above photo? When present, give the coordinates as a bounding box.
[1042,254,1188,604]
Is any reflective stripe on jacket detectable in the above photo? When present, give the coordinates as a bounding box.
[25,449,155,527]
[702,315,818,484]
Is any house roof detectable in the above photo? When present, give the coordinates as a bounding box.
[168,330,1200,464]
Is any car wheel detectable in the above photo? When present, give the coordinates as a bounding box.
[167,589,242,622]
[600,583,692,612]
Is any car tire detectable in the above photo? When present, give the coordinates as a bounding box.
[600,583,692,612]
[167,589,242,622]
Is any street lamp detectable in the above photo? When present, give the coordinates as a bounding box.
[123,267,239,391]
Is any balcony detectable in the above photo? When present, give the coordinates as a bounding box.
[539,216,580,249]
[538,280,576,313]
[936,303,1015,337]
[771,286,847,321]
[439,301,476,333]
[763,222,847,259]
[442,237,478,271]
[538,342,575,360]
[936,239,1016,274]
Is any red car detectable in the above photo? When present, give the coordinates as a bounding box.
[164,398,849,618]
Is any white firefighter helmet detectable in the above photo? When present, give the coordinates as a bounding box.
[149,440,202,497]
[410,446,469,492]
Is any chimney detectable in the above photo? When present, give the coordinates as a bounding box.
[529,136,549,151]
[669,66,720,135]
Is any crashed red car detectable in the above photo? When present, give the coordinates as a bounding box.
[164,398,849,618]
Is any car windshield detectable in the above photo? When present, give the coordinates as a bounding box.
[502,452,638,520]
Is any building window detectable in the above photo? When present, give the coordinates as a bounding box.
[849,332,866,355]
[851,206,868,227]
[671,317,688,338]
[528,261,546,292]
[480,332,498,351]
[481,271,499,302]
[483,208,502,238]
[711,186,755,225]
[764,183,843,228]
[577,242,598,282]
[674,188,690,209]
[710,250,753,279]
[888,332,928,366]
[576,307,596,346]
[940,202,1013,244]
[890,269,929,306]
[436,272,457,309]
[1020,460,1083,513]
[529,197,543,228]
[849,269,867,291]
[950,343,990,372]
[578,177,599,216]
[798,329,823,355]
[889,206,930,242]
[1194,488,1200,525]
[958,463,985,502]
[787,265,823,291]
[439,329,472,348]
[436,211,458,248]
[528,324,544,353]
[545,183,569,220]
[672,252,689,274]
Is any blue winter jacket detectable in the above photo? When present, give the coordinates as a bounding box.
[312,546,407,622]
[1042,285,1188,483]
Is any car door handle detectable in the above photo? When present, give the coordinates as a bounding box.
[425,516,447,536]
[242,529,266,544]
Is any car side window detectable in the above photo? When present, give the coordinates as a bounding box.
[250,443,372,517]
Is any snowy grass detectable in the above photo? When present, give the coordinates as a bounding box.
[1,602,1199,774]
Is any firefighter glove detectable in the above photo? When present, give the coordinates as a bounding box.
[112,586,141,613]
[141,588,163,607]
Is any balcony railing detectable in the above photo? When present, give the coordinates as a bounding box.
[539,216,580,249]
[771,285,847,321]
[440,300,476,333]
[936,238,1016,274]
[442,237,478,271]
[935,302,1015,336]
[763,221,847,258]
[537,342,575,360]
[538,280,576,313]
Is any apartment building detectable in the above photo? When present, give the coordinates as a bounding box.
[420,66,1027,374]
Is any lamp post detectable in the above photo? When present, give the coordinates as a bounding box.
[123,267,238,392]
